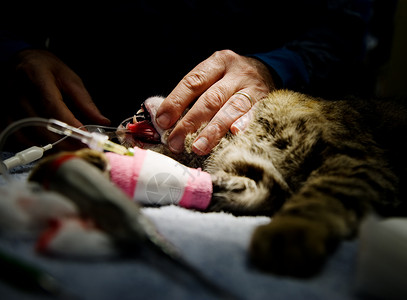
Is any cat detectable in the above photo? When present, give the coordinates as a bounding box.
[32,90,407,277]
[117,90,407,277]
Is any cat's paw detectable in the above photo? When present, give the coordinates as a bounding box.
[29,149,111,184]
[249,216,338,277]
[74,149,110,173]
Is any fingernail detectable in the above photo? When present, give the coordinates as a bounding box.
[156,113,171,129]
[230,111,251,134]
[169,135,184,153]
[230,119,246,134]
[193,137,209,155]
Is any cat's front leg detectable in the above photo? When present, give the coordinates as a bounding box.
[206,156,291,215]
[249,214,337,277]
[248,156,397,277]
[248,169,368,277]
[248,195,352,277]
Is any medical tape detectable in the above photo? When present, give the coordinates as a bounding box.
[106,148,212,210]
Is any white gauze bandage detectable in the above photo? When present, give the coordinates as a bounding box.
[105,148,212,210]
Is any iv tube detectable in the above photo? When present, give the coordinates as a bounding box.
[46,119,108,152]
[0,118,134,179]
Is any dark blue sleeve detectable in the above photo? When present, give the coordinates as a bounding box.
[251,0,373,93]
[252,48,310,90]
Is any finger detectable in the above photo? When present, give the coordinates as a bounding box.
[7,95,83,151]
[230,104,257,134]
[60,75,111,125]
[155,53,225,130]
[192,91,253,155]
[34,70,84,128]
[166,80,232,153]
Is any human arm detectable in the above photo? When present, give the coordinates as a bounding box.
[156,50,276,155]
[0,0,111,147]
[251,0,371,94]
[155,0,371,156]
[0,36,110,148]
[8,49,110,128]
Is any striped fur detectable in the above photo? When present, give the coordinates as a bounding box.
[183,90,406,276]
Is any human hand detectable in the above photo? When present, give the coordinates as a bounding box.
[2,49,110,148]
[155,50,275,155]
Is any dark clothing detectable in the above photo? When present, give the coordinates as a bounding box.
[0,0,372,124]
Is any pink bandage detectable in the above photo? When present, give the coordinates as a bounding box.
[106,148,212,210]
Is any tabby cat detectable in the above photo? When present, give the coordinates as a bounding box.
[130,90,407,277]
[35,90,407,277]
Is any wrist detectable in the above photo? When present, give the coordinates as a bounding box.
[246,56,279,90]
